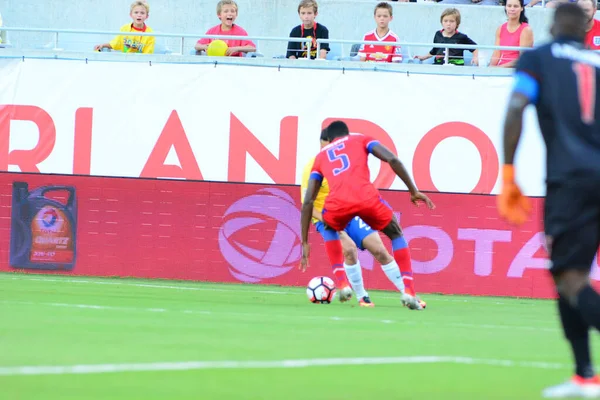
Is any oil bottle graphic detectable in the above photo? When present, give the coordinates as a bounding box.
[10,182,78,270]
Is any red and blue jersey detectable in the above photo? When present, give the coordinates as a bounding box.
[310,134,380,211]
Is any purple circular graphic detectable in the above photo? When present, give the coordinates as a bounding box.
[218,188,301,283]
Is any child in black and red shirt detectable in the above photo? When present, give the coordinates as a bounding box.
[286,0,330,59]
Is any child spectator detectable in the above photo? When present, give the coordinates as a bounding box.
[415,8,478,66]
[358,2,402,63]
[286,0,330,59]
[490,0,534,67]
[94,1,155,54]
[194,0,256,57]
[578,0,600,50]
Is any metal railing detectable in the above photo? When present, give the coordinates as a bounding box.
[0,26,536,64]
[0,27,311,56]
[317,38,530,65]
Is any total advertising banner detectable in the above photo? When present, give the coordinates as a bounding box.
[5,172,600,300]
[0,58,545,196]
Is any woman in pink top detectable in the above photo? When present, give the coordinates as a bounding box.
[490,0,534,68]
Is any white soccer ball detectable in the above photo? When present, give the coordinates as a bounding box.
[306,276,336,304]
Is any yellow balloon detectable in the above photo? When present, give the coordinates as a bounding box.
[207,40,228,57]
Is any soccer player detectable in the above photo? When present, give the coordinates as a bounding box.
[300,121,435,310]
[499,4,600,397]
[300,129,427,308]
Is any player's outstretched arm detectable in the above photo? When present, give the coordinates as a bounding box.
[371,143,435,209]
[300,177,323,272]
[503,92,530,165]
[498,90,533,225]
[371,144,417,193]
[301,178,322,244]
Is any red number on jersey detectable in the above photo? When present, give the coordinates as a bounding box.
[573,62,597,125]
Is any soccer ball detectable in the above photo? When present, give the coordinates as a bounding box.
[306,276,336,304]
[207,40,228,56]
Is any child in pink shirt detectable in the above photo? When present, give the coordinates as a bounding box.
[194,0,256,57]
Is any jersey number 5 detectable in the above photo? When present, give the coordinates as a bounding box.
[573,62,596,125]
[327,143,350,176]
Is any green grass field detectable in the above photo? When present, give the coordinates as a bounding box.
[0,272,594,399]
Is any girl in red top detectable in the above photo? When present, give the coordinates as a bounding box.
[490,0,534,68]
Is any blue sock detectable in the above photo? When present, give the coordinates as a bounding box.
[392,236,408,251]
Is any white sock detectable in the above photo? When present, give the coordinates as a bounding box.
[344,261,367,299]
[382,260,405,293]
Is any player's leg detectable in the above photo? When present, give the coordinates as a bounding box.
[544,262,600,398]
[360,198,420,299]
[360,229,408,295]
[383,218,417,296]
[339,230,368,301]
[348,216,407,295]
[380,218,424,310]
[542,182,600,398]
[342,218,373,307]
[358,197,422,310]
[320,212,354,302]
[315,221,350,290]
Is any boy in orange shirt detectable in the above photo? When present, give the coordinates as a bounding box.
[94,1,155,54]
[194,0,256,57]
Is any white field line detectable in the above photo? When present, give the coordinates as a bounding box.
[0,300,559,333]
[0,356,570,377]
[0,274,540,305]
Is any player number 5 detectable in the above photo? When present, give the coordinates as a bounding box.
[573,62,596,125]
[327,143,351,176]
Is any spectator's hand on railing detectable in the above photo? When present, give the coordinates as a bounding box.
[471,52,479,66]
[194,43,208,53]
[94,44,108,52]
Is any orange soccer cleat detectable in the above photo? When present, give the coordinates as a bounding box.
[359,296,375,308]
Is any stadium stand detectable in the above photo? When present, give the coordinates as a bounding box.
[0,0,596,61]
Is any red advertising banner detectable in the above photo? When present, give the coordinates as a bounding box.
[3,172,596,299]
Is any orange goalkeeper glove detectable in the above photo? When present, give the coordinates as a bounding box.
[497,165,532,225]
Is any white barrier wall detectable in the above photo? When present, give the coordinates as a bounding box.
[0,58,546,196]
[0,1,555,57]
